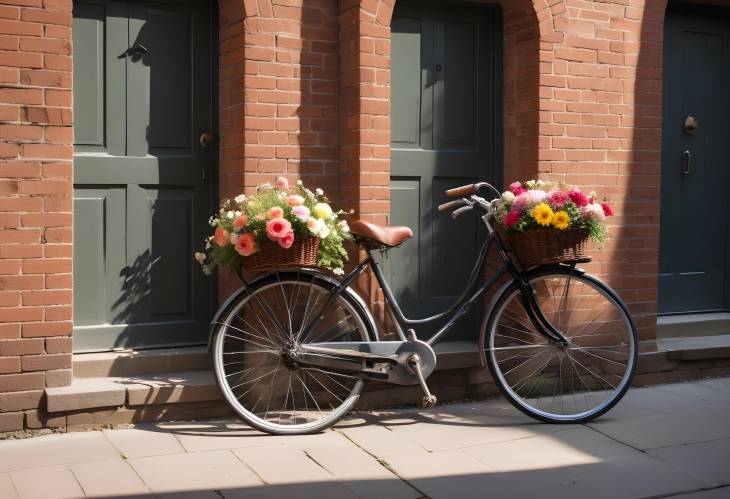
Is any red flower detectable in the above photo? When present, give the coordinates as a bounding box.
[504,210,521,228]
[601,202,614,217]
[568,189,589,207]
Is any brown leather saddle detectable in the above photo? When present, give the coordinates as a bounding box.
[349,220,413,248]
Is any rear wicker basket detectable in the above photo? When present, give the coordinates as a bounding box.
[495,226,591,267]
[242,236,320,272]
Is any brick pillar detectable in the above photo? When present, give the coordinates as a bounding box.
[0,0,73,432]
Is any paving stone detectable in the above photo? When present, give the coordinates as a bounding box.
[336,470,423,499]
[129,449,262,493]
[169,421,350,452]
[648,438,730,485]
[71,458,149,497]
[10,465,84,499]
[0,432,121,473]
[698,378,730,396]
[460,427,715,499]
[305,443,386,475]
[335,424,429,458]
[103,426,185,458]
[671,487,730,499]
[0,473,19,499]
[384,449,496,499]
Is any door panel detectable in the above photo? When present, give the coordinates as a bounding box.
[72,0,215,351]
[659,6,730,314]
[390,2,502,340]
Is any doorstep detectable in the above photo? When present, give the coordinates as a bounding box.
[45,370,221,413]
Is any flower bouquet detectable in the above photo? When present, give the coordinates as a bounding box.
[493,180,614,266]
[195,177,350,275]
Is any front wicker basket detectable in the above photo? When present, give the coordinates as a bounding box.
[242,236,320,272]
[495,226,591,267]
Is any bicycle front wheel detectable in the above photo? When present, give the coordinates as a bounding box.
[212,271,375,435]
[485,267,637,423]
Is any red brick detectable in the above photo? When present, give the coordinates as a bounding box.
[22,320,71,337]
[0,87,42,104]
[0,389,43,412]
[0,338,43,355]
[0,411,23,431]
[0,274,43,290]
[19,143,72,160]
[21,289,70,305]
[0,18,42,36]
[20,7,71,25]
[0,372,44,393]
[44,335,70,353]
[0,356,20,374]
[21,353,71,371]
[19,36,70,54]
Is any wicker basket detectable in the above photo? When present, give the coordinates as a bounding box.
[495,226,591,267]
[242,236,320,272]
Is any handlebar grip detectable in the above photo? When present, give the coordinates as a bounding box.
[445,184,476,199]
[438,199,466,212]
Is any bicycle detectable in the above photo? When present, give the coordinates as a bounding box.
[209,182,638,435]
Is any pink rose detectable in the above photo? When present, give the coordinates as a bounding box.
[233,214,248,230]
[268,206,284,219]
[266,217,292,240]
[278,231,295,249]
[214,227,229,247]
[235,232,257,256]
[547,190,570,208]
[286,195,304,207]
[275,176,289,191]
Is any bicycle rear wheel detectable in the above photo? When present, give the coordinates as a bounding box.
[484,267,637,423]
[212,271,376,435]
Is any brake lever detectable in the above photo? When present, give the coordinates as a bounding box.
[451,204,474,220]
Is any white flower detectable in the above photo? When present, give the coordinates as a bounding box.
[257,182,273,192]
[234,194,247,204]
[338,220,350,233]
[307,217,323,235]
[315,188,324,196]
[234,211,241,218]
[501,191,515,203]
[319,225,330,239]
[583,203,606,221]
[297,180,303,186]
[333,268,344,276]
[226,210,234,219]
[208,216,218,227]
[194,252,206,263]
[229,234,239,245]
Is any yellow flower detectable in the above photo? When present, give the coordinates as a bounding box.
[313,202,332,220]
[531,203,554,226]
[551,210,570,230]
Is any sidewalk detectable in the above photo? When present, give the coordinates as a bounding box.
[1,378,729,499]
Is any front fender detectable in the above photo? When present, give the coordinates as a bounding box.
[207,269,379,350]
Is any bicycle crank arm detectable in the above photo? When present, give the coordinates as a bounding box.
[295,340,437,386]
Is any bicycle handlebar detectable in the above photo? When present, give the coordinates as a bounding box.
[445,184,477,199]
[437,199,467,212]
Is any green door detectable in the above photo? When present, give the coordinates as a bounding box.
[72,0,215,351]
[659,5,730,314]
[389,2,502,340]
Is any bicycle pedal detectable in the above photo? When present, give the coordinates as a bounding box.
[422,395,438,408]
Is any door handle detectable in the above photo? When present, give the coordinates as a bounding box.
[199,132,213,148]
[681,150,691,175]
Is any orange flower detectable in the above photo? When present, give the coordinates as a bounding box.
[235,232,257,256]
[233,214,248,230]
[214,227,229,247]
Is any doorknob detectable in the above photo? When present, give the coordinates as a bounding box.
[683,115,698,135]
[681,150,691,174]
[199,132,213,148]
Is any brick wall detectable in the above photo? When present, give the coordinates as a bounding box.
[0,0,73,429]
[0,0,676,430]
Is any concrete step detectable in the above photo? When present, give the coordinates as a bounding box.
[658,335,730,361]
[657,313,730,339]
[45,370,221,413]
[73,346,211,378]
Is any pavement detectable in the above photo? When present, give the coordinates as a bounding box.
[1,378,730,499]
